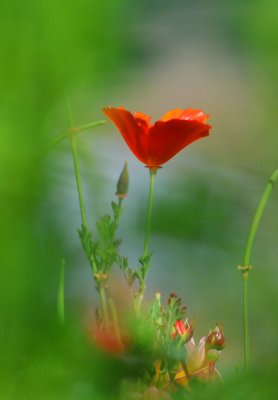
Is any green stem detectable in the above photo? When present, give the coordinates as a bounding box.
[43,120,107,155]
[242,272,249,370]
[143,168,157,258]
[241,169,278,369]
[99,286,109,327]
[108,295,122,345]
[66,99,109,326]
[66,99,88,229]
[111,198,123,238]
[181,360,190,382]
[135,168,157,313]
[243,169,278,266]
[57,258,65,324]
[69,136,88,229]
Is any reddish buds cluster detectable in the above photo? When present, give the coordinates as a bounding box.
[206,324,225,351]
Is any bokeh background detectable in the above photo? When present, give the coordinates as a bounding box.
[1,0,278,398]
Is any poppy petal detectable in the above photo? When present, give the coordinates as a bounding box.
[134,111,151,132]
[134,111,151,125]
[103,107,149,164]
[146,119,211,166]
[180,108,210,123]
[161,108,186,122]
[161,108,209,123]
[103,106,211,167]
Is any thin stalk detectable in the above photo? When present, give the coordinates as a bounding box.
[181,360,190,382]
[242,272,249,369]
[240,169,278,369]
[66,99,109,326]
[111,198,123,238]
[44,120,107,155]
[57,258,66,324]
[143,168,157,258]
[135,168,157,313]
[243,169,278,266]
[69,137,88,229]
[66,99,87,229]
[99,286,109,327]
[108,295,122,346]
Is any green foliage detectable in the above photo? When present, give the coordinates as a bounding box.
[148,293,188,365]
[94,213,121,270]
[136,253,153,283]
[75,161,137,289]
[117,254,135,287]
[79,200,127,278]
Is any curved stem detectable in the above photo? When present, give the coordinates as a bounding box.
[66,99,88,229]
[241,169,278,369]
[243,169,278,266]
[66,99,109,326]
[43,120,107,155]
[70,136,88,229]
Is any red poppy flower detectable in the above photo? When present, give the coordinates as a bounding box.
[103,106,211,168]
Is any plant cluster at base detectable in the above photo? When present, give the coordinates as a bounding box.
[81,163,225,396]
[93,290,225,397]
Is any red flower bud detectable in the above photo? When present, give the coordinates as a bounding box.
[206,324,225,351]
[173,319,194,343]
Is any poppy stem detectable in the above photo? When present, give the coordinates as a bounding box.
[143,168,157,258]
[135,168,157,313]
[240,169,278,370]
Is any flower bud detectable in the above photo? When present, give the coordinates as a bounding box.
[206,324,225,350]
[173,319,194,343]
[115,161,129,198]
[155,292,161,302]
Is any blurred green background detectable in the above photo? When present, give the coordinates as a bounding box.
[1,0,278,398]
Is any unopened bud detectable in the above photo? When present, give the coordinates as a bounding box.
[155,292,161,301]
[206,324,225,350]
[173,319,194,343]
[168,292,178,304]
[116,161,129,198]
